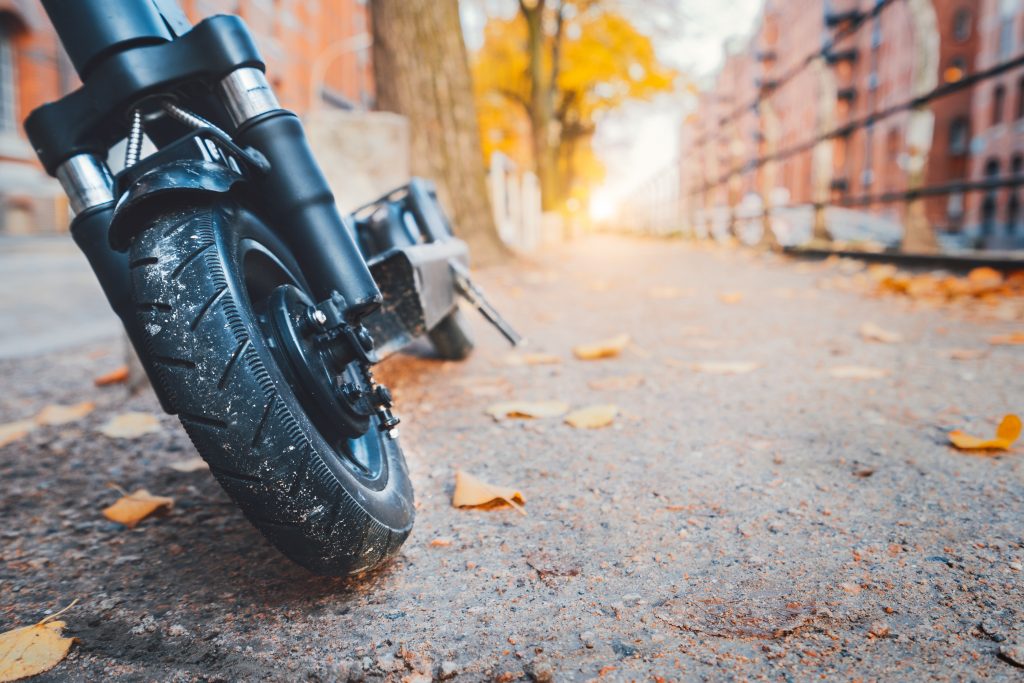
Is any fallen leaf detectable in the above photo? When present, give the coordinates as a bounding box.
[98,412,162,439]
[828,366,889,380]
[0,601,77,682]
[687,361,759,375]
[573,334,631,360]
[429,537,453,548]
[504,353,562,366]
[35,402,95,427]
[93,365,129,387]
[967,266,1003,293]
[989,332,1024,346]
[565,404,618,429]
[0,420,36,448]
[452,470,525,514]
[718,291,744,304]
[102,488,174,528]
[859,322,903,344]
[948,414,1021,453]
[486,401,569,421]
[586,279,612,292]
[166,457,208,473]
[942,348,988,361]
[588,374,645,391]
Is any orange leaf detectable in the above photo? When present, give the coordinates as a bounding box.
[504,353,562,366]
[565,404,618,429]
[859,322,902,344]
[828,365,889,380]
[948,415,1022,453]
[989,332,1024,346]
[588,374,645,391]
[35,402,95,427]
[98,412,162,439]
[573,334,631,360]
[452,470,525,514]
[0,601,78,682]
[486,401,569,421]
[102,489,174,528]
[93,365,130,387]
[718,291,744,304]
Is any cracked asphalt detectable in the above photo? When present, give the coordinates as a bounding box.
[1,236,1022,681]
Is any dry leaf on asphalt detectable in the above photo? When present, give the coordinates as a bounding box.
[989,332,1024,346]
[98,412,162,439]
[503,353,562,366]
[943,348,988,361]
[452,470,525,514]
[573,334,631,360]
[948,415,1022,453]
[718,291,744,304]
[35,402,95,427]
[102,488,174,528]
[667,359,758,375]
[93,365,129,387]
[859,322,903,344]
[0,601,78,682]
[486,401,570,421]
[166,457,208,473]
[0,420,36,449]
[565,404,618,429]
[588,374,645,391]
[828,365,889,380]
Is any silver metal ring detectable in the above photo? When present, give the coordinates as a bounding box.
[56,154,115,215]
[219,67,281,126]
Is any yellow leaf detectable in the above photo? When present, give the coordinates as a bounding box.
[648,286,691,300]
[573,334,631,360]
[452,470,525,514]
[504,353,562,366]
[93,365,129,387]
[98,413,162,439]
[565,404,618,429]
[35,402,95,427]
[486,401,569,421]
[949,415,1022,453]
[0,602,77,682]
[166,457,208,473]
[859,322,903,344]
[588,374,645,391]
[689,361,759,375]
[718,292,744,304]
[989,332,1024,346]
[102,489,174,528]
[0,420,36,449]
[828,366,889,380]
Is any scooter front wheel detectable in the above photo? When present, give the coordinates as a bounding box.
[128,199,414,576]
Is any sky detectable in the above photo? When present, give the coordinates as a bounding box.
[461,0,767,213]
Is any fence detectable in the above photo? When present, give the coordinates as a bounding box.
[620,0,1024,253]
[489,152,544,252]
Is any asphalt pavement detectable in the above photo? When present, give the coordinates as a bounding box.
[1,236,1022,681]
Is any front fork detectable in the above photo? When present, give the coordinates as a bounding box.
[56,67,381,323]
[57,68,388,418]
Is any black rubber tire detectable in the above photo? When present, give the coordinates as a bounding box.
[427,308,475,361]
[128,200,414,576]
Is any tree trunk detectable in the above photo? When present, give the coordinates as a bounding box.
[522,3,561,212]
[370,0,508,264]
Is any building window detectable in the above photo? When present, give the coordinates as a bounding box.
[949,117,969,154]
[0,20,16,133]
[953,8,971,42]
[999,0,1015,59]
[993,85,1006,125]
[982,159,1000,238]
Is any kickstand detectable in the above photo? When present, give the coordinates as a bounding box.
[449,260,523,347]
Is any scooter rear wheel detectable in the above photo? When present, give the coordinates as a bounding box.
[128,199,414,576]
[427,308,475,361]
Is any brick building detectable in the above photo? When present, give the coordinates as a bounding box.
[679,0,1023,249]
[964,0,1024,248]
[0,0,373,234]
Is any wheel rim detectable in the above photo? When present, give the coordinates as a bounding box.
[238,238,386,484]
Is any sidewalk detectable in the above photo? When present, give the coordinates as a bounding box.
[1,236,1021,680]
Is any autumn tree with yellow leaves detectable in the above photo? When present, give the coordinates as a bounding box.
[473,0,677,212]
